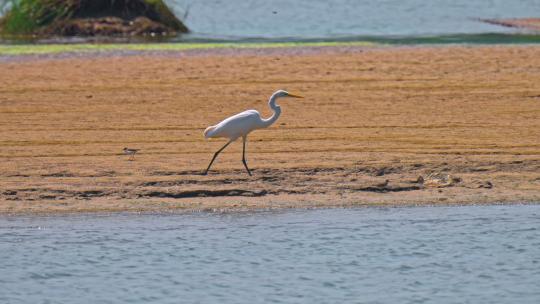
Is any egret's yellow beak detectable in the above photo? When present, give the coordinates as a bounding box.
[287,93,304,98]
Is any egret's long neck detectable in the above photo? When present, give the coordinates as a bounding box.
[260,93,282,128]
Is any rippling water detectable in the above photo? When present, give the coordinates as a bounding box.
[2,0,540,44]
[168,0,540,41]
[1,205,540,303]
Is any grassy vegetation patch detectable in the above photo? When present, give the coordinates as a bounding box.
[0,0,187,36]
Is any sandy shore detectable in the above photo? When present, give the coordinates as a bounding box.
[0,45,539,214]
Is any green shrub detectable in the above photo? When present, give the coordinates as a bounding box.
[0,0,187,35]
[1,0,73,34]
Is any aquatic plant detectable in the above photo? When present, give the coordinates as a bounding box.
[0,0,187,36]
[0,41,376,56]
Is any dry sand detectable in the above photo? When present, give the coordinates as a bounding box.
[0,45,539,214]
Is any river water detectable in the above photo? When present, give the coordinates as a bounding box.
[167,0,540,42]
[1,204,539,303]
[1,0,540,44]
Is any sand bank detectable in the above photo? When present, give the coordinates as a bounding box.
[0,45,539,214]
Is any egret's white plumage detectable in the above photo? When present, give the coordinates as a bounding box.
[204,109,265,140]
[203,90,303,175]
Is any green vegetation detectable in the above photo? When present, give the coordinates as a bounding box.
[1,0,93,34]
[0,0,187,36]
[0,41,376,55]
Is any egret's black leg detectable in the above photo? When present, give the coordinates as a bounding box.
[204,140,233,175]
[242,136,252,176]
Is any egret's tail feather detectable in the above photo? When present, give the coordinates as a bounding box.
[204,126,216,138]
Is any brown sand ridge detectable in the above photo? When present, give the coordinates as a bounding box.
[0,46,539,214]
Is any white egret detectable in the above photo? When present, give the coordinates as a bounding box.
[203,90,304,175]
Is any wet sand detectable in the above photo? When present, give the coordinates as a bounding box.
[480,18,540,31]
[0,45,539,214]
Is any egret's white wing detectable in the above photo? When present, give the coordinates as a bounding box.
[207,110,261,139]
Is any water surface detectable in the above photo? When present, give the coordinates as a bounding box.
[3,0,540,44]
[1,204,539,303]
[169,0,540,41]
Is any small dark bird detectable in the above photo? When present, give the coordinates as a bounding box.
[123,147,139,160]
